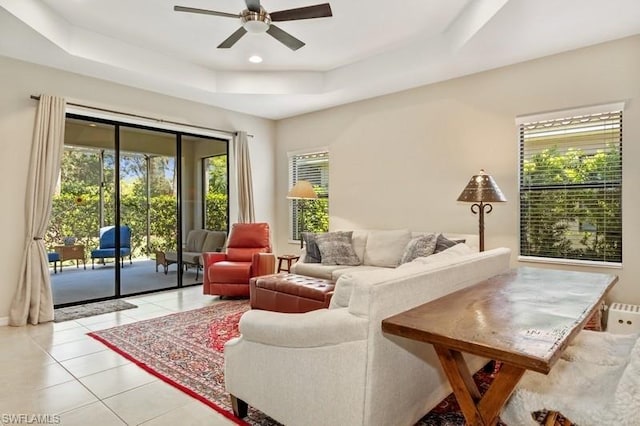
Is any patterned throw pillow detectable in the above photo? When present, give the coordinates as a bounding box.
[400,233,437,264]
[302,232,322,263]
[316,231,361,266]
[433,234,466,253]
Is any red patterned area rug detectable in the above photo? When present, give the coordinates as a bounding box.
[88,301,503,426]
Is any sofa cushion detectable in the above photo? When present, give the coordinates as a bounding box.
[207,261,252,284]
[350,230,368,263]
[331,265,386,281]
[434,233,465,253]
[332,244,483,309]
[185,229,209,252]
[406,243,474,267]
[400,233,437,264]
[165,251,201,265]
[293,262,348,280]
[329,273,357,309]
[363,229,411,267]
[227,247,268,262]
[302,232,322,263]
[316,232,360,266]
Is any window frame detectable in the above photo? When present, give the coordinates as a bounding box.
[287,148,329,244]
[516,102,624,268]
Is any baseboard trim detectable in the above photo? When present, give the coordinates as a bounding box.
[0,316,9,326]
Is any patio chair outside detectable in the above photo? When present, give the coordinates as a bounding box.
[90,225,132,269]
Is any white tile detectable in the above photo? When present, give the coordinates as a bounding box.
[26,320,86,335]
[82,316,139,331]
[140,400,236,425]
[123,309,174,321]
[79,363,157,399]
[0,380,98,415]
[60,349,130,378]
[75,310,136,326]
[153,299,213,312]
[128,303,174,314]
[58,402,126,426]
[0,339,56,366]
[0,325,31,338]
[0,362,74,399]
[47,337,106,361]
[31,326,92,348]
[103,381,194,425]
[0,287,243,426]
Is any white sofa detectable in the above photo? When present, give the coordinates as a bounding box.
[224,245,511,426]
[291,229,480,281]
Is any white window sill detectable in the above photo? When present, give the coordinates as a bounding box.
[518,255,622,269]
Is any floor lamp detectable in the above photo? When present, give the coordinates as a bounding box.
[457,170,506,252]
[287,180,318,248]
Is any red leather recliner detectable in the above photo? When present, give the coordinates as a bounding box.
[202,222,275,297]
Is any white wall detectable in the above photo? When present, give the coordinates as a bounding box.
[275,35,640,304]
[0,56,276,321]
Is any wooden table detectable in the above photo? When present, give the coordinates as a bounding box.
[381,267,617,426]
[277,254,300,273]
[54,244,86,270]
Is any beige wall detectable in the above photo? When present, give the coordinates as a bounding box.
[275,35,640,304]
[0,56,276,321]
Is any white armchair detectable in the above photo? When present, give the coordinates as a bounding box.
[224,247,511,425]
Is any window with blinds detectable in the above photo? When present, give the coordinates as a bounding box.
[288,150,329,241]
[519,108,622,264]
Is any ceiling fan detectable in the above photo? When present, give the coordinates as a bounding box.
[174,0,333,51]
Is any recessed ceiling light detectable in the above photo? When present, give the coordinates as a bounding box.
[249,55,263,64]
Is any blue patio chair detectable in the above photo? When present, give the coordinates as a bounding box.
[90,226,132,269]
[48,252,60,274]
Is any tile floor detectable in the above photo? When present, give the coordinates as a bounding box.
[0,286,238,426]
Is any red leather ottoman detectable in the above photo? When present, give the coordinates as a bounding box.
[250,273,335,313]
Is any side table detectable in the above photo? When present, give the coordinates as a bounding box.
[277,255,300,273]
[54,244,86,271]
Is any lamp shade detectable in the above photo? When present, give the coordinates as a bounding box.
[457,170,507,203]
[287,180,318,200]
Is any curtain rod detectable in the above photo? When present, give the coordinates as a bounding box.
[29,95,253,138]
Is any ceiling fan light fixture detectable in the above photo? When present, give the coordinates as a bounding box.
[242,9,271,33]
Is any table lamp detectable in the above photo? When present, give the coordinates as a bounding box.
[457,169,506,252]
[287,180,318,248]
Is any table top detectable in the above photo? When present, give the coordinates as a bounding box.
[382,267,617,374]
[278,254,300,259]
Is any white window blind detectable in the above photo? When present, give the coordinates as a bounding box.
[519,108,622,264]
[288,150,329,241]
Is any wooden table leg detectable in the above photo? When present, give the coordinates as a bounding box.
[434,344,525,426]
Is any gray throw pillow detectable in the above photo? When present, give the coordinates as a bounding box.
[302,232,322,263]
[433,234,466,253]
[316,231,361,266]
[400,233,437,264]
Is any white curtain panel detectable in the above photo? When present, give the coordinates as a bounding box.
[10,95,66,326]
[236,131,255,223]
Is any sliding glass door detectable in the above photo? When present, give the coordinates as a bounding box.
[119,126,179,295]
[48,115,229,307]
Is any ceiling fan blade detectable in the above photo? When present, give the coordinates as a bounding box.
[174,5,240,19]
[270,3,332,22]
[266,25,305,51]
[245,0,261,13]
[217,27,248,48]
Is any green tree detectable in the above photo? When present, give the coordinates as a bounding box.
[207,155,228,193]
[521,145,621,261]
[47,149,198,258]
[204,155,228,231]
